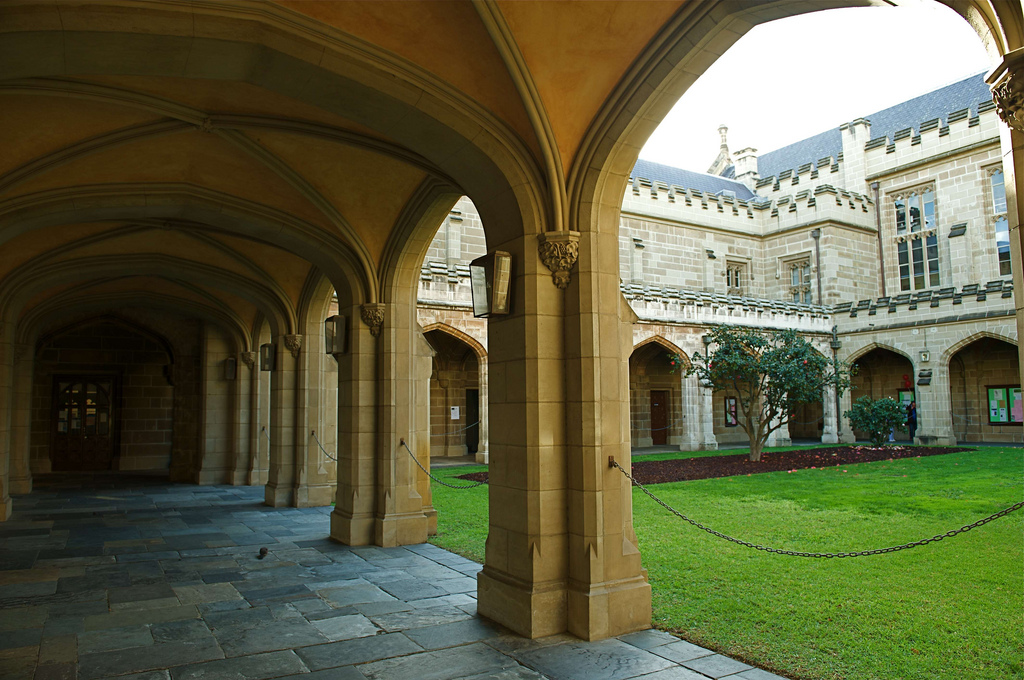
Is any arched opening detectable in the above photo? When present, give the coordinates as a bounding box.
[424,328,484,459]
[850,346,916,442]
[948,335,1021,442]
[31,317,178,475]
[629,338,687,450]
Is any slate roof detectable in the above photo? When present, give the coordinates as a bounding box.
[757,73,992,179]
[630,158,755,200]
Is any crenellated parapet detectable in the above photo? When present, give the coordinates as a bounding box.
[863,100,1000,179]
[622,175,874,235]
[833,278,1014,333]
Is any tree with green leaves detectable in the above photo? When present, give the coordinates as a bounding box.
[844,396,907,447]
[682,326,852,462]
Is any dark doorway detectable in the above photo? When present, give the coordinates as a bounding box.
[52,376,118,471]
[465,389,479,454]
[650,390,669,445]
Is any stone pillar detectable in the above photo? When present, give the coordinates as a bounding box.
[232,352,255,485]
[563,227,651,641]
[265,334,299,506]
[0,324,14,520]
[680,374,703,450]
[988,56,1024,382]
[9,343,33,494]
[476,358,489,463]
[699,382,718,450]
[331,305,378,545]
[372,301,431,547]
[838,387,856,443]
[821,383,839,444]
[915,366,956,445]
[293,333,335,508]
[767,414,791,447]
[477,233,573,638]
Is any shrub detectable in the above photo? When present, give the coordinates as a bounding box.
[844,396,906,446]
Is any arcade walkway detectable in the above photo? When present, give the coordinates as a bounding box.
[0,478,786,680]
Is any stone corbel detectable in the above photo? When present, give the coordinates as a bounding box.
[538,231,580,289]
[360,303,386,338]
[240,352,256,370]
[284,334,302,358]
[987,48,1024,133]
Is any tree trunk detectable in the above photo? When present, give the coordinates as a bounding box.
[749,439,763,462]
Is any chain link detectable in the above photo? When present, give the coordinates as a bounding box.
[311,430,339,462]
[402,441,486,489]
[611,460,1024,558]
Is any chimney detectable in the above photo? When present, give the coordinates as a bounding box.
[706,124,732,176]
[732,147,759,192]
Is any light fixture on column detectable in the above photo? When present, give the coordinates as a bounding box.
[260,343,276,372]
[223,356,237,381]
[469,250,512,318]
[325,315,347,355]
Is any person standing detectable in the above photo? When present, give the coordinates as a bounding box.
[906,400,918,442]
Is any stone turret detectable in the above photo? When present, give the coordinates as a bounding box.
[707,124,732,176]
[839,117,871,189]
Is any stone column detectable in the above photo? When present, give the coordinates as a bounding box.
[0,324,14,520]
[331,305,378,545]
[988,57,1024,382]
[477,232,573,639]
[679,374,702,450]
[821,383,839,444]
[838,387,856,443]
[699,382,718,450]
[767,410,791,447]
[9,343,33,494]
[372,301,431,547]
[476,358,489,463]
[293,333,334,508]
[915,366,956,445]
[232,352,256,485]
[563,227,652,641]
[265,334,299,506]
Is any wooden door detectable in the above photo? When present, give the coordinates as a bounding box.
[52,378,117,471]
[650,390,669,445]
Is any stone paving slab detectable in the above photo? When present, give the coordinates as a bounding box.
[2,477,791,680]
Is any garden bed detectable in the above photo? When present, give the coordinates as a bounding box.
[456,445,973,484]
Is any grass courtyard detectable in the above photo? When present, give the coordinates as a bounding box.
[427,445,1024,680]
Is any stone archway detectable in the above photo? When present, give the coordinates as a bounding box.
[849,346,917,442]
[948,335,1021,442]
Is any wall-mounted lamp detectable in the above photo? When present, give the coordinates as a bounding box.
[325,315,347,355]
[260,343,276,372]
[470,251,512,318]
[223,356,237,381]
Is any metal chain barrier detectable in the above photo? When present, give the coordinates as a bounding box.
[431,421,481,437]
[401,440,486,489]
[610,459,1024,558]
[311,430,339,462]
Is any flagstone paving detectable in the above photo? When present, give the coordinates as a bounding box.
[0,476,788,680]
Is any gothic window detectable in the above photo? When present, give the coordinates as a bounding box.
[788,260,812,304]
[990,168,1011,277]
[726,262,746,295]
[893,188,939,291]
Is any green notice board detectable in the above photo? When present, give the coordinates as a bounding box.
[988,386,1022,424]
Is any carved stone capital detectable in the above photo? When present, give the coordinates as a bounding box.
[284,334,302,358]
[360,303,386,338]
[538,231,580,289]
[988,50,1024,133]
[240,352,256,370]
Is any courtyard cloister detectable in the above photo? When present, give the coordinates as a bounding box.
[0,0,1022,644]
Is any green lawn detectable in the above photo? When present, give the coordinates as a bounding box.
[428,446,1024,680]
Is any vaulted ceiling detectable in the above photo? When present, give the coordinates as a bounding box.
[0,0,1009,349]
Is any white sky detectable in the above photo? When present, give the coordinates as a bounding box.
[639,4,992,173]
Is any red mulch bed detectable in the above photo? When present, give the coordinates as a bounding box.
[455,445,972,485]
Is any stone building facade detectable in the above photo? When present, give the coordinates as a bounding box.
[417,73,1020,456]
